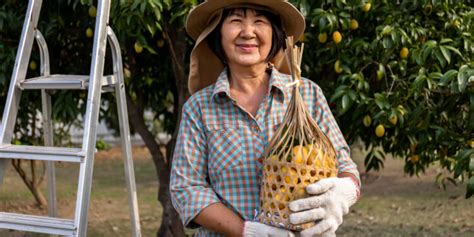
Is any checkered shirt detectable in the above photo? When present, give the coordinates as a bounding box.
[170,67,360,236]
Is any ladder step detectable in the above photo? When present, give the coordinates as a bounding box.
[0,145,85,162]
[0,212,76,236]
[19,74,117,90]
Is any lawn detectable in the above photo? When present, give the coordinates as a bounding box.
[1,145,473,236]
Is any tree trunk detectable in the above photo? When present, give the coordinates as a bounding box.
[30,182,48,208]
[125,10,190,237]
[125,93,186,237]
[11,159,47,207]
[155,22,190,237]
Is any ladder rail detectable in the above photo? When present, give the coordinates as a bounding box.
[35,29,57,218]
[0,0,43,184]
[0,0,43,143]
[108,27,142,237]
[36,30,50,76]
[74,0,111,236]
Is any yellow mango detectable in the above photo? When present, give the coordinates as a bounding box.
[274,194,281,201]
[292,145,308,164]
[289,168,298,176]
[284,176,298,185]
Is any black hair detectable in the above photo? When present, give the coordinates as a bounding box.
[206,7,286,65]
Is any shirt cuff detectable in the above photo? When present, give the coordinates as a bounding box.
[175,188,222,229]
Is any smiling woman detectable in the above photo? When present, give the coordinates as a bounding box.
[169,1,361,236]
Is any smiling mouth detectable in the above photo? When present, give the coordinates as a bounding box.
[236,44,258,52]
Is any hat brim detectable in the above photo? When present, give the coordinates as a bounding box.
[186,0,305,42]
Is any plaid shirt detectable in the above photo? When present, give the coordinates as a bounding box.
[170,67,359,236]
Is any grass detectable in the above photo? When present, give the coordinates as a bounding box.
[1,145,473,236]
[338,147,474,237]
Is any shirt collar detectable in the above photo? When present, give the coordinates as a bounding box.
[211,68,231,100]
[211,66,291,102]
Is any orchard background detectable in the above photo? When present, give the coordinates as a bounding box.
[0,0,473,236]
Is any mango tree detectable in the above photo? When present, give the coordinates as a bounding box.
[291,0,473,197]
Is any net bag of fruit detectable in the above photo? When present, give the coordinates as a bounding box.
[257,37,338,231]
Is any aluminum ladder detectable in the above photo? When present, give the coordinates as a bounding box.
[0,0,142,236]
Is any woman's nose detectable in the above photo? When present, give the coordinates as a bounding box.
[239,23,256,38]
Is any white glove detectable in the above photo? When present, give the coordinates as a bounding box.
[288,177,358,237]
[243,221,296,237]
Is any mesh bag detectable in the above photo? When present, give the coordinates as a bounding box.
[257,37,338,231]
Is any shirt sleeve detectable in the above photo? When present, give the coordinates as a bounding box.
[169,99,221,228]
[312,84,361,187]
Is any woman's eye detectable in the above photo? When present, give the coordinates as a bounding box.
[230,18,242,23]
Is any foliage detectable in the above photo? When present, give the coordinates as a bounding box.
[291,0,474,197]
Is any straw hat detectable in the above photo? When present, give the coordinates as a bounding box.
[185,0,306,94]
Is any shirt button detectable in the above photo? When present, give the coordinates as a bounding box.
[253,125,260,132]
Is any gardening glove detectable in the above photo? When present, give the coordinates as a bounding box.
[288,177,358,237]
[243,221,296,237]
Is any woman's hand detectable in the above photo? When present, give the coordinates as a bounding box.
[288,177,358,237]
[243,221,296,237]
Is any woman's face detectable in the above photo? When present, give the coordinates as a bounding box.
[220,8,273,68]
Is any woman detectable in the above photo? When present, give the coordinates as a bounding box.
[170,1,360,236]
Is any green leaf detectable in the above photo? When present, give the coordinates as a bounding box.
[439,70,458,86]
[426,78,434,90]
[342,94,350,110]
[347,90,358,101]
[440,38,453,44]
[381,25,392,36]
[311,8,326,17]
[374,93,390,109]
[444,46,463,58]
[466,176,474,199]
[434,49,446,68]
[421,45,433,64]
[458,65,468,92]
[299,0,310,16]
[382,37,393,49]
[469,153,474,171]
[439,46,451,64]
[425,40,437,48]
[330,85,348,101]
[414,75,427,90]
[399,28,411,45]
[140,1,147,12]
[319,15,328,31]
[327,14,338,31]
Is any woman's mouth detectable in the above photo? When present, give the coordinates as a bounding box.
[236,44,258,53]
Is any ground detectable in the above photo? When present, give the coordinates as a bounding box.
[0,145,473,237]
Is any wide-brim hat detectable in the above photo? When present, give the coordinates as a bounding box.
[185,0,306,94]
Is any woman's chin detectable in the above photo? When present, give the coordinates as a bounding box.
[230,57,266,67]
